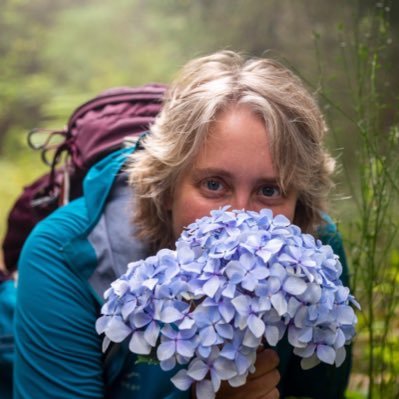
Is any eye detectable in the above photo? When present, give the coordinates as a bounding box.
[198,177,228,198]
[202,179,223,192]
[259,185,281,198]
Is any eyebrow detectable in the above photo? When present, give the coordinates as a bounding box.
[192,167,280,183]
[192,168,232,179]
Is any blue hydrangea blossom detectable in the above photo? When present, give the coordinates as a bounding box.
[96,207,359,399]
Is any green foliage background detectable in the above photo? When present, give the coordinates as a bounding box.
[1,0,398,397]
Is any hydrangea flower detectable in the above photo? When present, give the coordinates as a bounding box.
[96,207,359,399]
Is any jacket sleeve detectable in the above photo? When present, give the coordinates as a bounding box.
[13,198,191,399]
[278,217,352,398]
[13,201,106,399]
[0,278,16,399]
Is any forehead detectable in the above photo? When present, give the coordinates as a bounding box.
[188,104,277,179]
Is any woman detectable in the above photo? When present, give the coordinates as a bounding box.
[14,51,350,398]
[129,50,351,398]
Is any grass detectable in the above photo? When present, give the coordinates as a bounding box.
[314,2,399,398]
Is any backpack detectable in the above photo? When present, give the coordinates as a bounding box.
[2,84,166,275]
[0,84,166,399]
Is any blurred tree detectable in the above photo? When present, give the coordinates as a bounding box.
[1,0,397,163]
[0,0,88,152]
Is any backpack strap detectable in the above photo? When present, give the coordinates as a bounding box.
[86,172,149,299]
[60,143,149,386]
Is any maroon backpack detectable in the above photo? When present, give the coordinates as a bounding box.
[1,84,166,275]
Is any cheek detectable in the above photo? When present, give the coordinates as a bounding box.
[173,203,195,234]
[273,196,298,222]
[171,189,213,239]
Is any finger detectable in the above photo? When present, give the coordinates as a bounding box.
[250,349,280,378]
[249,368,281,393]
[257,387,280,399]
[217,369,280,399]
[216,349,280,399]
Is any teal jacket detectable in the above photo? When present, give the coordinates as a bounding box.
[0,278,16,399]
[14,146,351,398]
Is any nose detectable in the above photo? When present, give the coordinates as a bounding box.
[229,193,252,211]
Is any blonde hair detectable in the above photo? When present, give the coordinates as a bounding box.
[128,51,335,250]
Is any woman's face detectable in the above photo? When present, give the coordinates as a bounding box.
[170,104,298,239]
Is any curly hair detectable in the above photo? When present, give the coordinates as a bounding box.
[127,51,335,250]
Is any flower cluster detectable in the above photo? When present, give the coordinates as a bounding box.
[96,207,359,399]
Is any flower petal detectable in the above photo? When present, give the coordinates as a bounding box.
[176,242,195,264]
[215,323,234,340]
[235,351,252,375]
[270,292,287,316]
[95,315,109,335]
[316,344,336,365]
[129,331,152,355]
[300,353,320,370]
[264,325,279,346]
[336,305,356,325]
[176,339,196,358]
[214,357,237,379]
[219,301,235,323]
[200,326,218,346]
[187,359,209,381]
[157,340,176,361]
[247,314,265,338]
[160,356,176,371]
[132,312,152,328]
[283,276,308,296]
[243,329,262,348]
[294,343,316,358]
[264,238,285,254]
[231,295,250,315]
[203,275,221,298]
[143,278,158,290]
[144,320,161,347]
[121,297,137,320]
[160,306,183,323]
[105,316,132,342]
[196,380,215,399]
[335,346,346,367]
[171,369,193,391]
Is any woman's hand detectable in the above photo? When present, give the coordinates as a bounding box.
[216,348,280,399]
